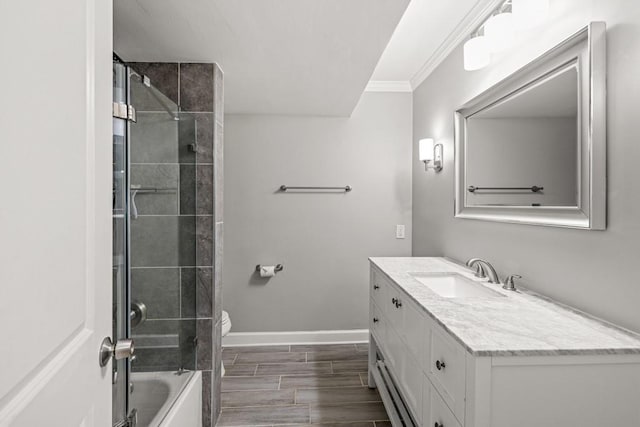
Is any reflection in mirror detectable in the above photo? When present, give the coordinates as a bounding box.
[465,64,578,207]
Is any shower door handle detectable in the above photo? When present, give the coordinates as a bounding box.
[99,337,135,367]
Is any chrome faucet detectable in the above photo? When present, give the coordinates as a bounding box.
[466,258,500,284]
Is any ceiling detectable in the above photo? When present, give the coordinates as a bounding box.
[370,0,484,85]
[114,0,410,116]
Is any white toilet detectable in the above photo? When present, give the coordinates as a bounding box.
[221,310,231,376]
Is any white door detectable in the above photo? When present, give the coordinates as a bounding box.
[0,1,113,426]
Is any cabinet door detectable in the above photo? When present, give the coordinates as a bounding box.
[427,380,463,427]
[401,297,426,362]
[385,325,404,377]
[429,325,467,424]
[399,351,422,424]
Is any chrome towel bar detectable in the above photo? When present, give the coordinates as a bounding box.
[279,185,352,192]
[468,185,543,193]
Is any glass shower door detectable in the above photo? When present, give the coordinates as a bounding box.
[112,58,131,427]
[112,57,198,427]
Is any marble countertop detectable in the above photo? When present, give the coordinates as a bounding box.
[369,257,640,357]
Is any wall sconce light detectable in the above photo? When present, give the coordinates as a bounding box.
[419,138,443,172]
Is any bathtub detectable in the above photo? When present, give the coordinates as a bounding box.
[130,371,202,427]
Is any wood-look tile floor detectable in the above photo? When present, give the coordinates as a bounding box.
[219,343,389,427]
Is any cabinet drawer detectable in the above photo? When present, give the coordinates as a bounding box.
[370,269,388,310]
[429,325,466,423]
[370,302,385,342]
[386,284,404,332]
[424,376,462,427]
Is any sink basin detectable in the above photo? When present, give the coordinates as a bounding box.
[409,272,504,298]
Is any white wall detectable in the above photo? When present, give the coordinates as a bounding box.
[413,0,640,333]
[224,92,412,332]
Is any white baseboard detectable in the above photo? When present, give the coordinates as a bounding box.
[222,329,369,347]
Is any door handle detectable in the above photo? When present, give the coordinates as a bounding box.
[99,337,135,367]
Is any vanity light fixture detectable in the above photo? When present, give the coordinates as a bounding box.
[512,0,549,29]
[463,0,549,71]
[464,34,490,71]
[419,138,443,172]
[484,10,515,52]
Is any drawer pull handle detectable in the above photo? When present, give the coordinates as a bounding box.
[395,300,402,308]
[436,360,446,370]
[434,423,443,427]
[391,297,398,305]
[373,317,379,323]
[374,285,380,290]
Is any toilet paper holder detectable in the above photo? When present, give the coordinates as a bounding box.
[255,264,284,273]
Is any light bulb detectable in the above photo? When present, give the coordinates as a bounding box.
[463,36,490,71]
[419,139,434,162]
[512,0,549,29]
[484,12,515,52]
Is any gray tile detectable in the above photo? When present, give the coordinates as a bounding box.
[356,343,369,352]
[213,64,224,124]
[306,349,368,362]
[235,351,306,364]
[221,376,280,391]
[291,344,358,353]
[180,268,196,318]
[214,121,224,222]
[222,353,237,364]
[131,164,179,215]
[180,63,214,112]
[202,370,212,427]
[196,267,213,318]
[280,374,363,390]
[130,112,179,164]
[179,164,196,215]
[359,373,369,387]
[197,318,213,370]
[214,222,223,322]
[331,360,368,374]
[132,319,197,371]
[131,267,180,319]
[223,345,290,354]
[194,113,214,164]
[218,405,309,426]
[196,215,213,267]
[178,114,197,164]
[129,62,179,106]
[213,357,222,424]
[130,216,195,267]
[310,402,389,423]
[197,165,214,215]
[221,389,295,408]
[256,362,332,376]
[296,387,382,404]
[132,348,180,372]
[224,364,258,376]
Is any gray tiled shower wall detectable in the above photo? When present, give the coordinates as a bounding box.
[128,62,223,427]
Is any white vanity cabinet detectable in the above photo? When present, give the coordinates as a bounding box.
[369,262,640,427]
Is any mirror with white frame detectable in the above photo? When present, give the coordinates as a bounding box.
[454,22,606,229]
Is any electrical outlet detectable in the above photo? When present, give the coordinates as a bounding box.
[396,225,405,239]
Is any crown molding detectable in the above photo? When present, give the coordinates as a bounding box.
[365,80,413,92]
[410,0,504,90]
